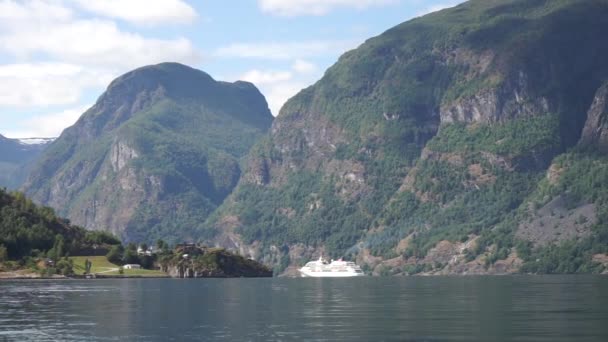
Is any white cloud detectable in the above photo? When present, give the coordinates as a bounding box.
[240,70,293,85]
[258,0,398,16]
[0,0,73,22]
[0,18,201,70]
[0,0,201,109]
[0,63,109,107]
[238,69,306,114]
[215,40,358,60]
[72,0,198,26]
[264,81,309,116]
[233,60,323,116]
[0,0,201,69]
[3,104,90,138]
[0,63,82,78]
[293,59,318,74]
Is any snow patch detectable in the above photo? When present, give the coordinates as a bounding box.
[16,138,55,145]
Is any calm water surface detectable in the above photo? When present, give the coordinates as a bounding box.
[0,276,607,341]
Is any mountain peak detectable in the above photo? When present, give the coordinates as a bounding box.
[102,62,214,103]
[73,63,271,140]
[23,63,273,243]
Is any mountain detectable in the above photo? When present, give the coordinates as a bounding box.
[207,0,608,275]
[23,63,273,244]
[0,135,52,189]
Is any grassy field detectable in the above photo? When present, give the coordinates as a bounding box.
[70,256,167,277]
[71,256,119,275]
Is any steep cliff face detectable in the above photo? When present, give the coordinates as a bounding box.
[208,0,608,275]
[24,63,273,244]
[580,83,608,153]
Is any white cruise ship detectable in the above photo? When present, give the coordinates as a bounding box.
[299,256,365,277]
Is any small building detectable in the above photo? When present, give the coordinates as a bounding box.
[137,247,154,256]
[123,264,141,270]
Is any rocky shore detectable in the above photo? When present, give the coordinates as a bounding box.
[160,245,273,278]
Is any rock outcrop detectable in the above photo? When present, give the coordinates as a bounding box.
[160,246,272,278]
[580,82,608,153]
[440,72,551,124]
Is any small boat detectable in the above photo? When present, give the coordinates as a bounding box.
[299,256,365,277]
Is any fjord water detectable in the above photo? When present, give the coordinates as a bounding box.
[1,277,607,341]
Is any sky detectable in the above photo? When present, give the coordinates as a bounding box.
[0,0,463,138]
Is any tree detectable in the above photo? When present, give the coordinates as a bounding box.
[140,243,148,253]
[140,255,154,269]
[126,243,137,252]
[84,258,92,274]
[56,258,74,276]
[0,244,7,262]
[85,231,121,245]
[106,245,124,265]
[156,239,167,251]
[123,248,139,265]
[49,235,65,263]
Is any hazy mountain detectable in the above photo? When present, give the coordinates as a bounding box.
[0,135,52,189]
[23,62,273,244]
[206,0,608,275]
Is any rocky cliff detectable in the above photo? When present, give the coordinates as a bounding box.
[580,82,608,153]
[23,63,273,244]
[207,0,608,275]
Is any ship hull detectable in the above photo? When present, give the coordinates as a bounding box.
[299,269,365,278]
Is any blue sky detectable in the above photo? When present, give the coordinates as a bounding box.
[0,0,462,138]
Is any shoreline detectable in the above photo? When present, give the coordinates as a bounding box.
[0,275,171,280]
[0,272,170,280]
[2,273,607,280]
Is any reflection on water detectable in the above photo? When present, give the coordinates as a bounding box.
[1,276,607,341]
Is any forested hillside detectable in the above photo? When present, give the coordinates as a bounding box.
[0,188,118,261]
[206,0,608,275]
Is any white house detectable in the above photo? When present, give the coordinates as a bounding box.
[123,264,141,270]
[137,247,153,256]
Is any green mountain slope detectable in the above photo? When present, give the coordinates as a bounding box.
[207,0,608,274]
[23,63,273,244]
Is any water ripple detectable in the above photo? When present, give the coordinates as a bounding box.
[0,277,607,341]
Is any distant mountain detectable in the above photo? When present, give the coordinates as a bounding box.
[0,134,52,189]
[23,63,273,244]
[206,0,608,275]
